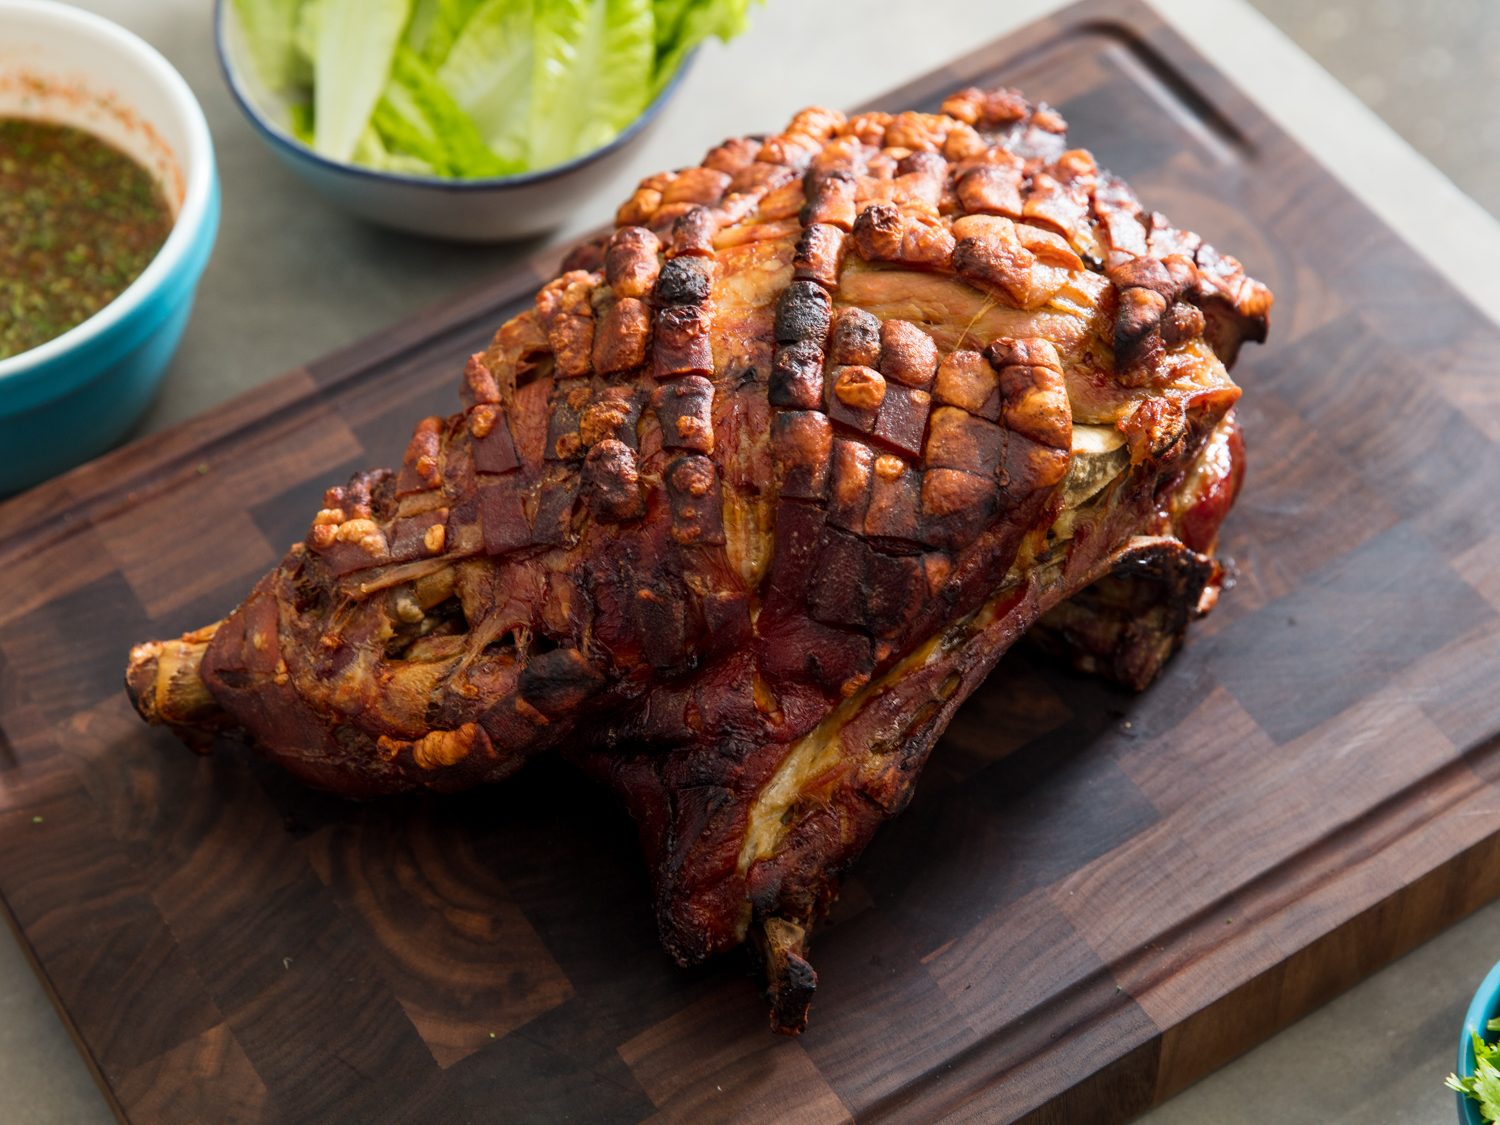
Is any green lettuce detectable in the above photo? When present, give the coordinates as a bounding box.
[373,46,517,177]
[438,0,537,168]
[288,101,314,146]
[651,0,751,97]
[403,0,443,57]
[232,0,758,180]
[1447,1017,1500,1122]
[652,0,692,55]
[312,0,412,162]
[529,0,655,169]
[354,125,438,176]
[231,0,303,91]
[291,0,321,74]
[419,0,491,66]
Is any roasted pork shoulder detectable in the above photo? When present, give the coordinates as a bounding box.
[126,87,1270,1034]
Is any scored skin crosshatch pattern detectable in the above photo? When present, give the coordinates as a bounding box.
[3,1,1500,1122]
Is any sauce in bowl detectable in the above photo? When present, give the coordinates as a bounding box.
[1,118,173,360]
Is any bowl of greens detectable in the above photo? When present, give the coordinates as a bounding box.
[1449,959,1500,1124]
[217,0,751,241]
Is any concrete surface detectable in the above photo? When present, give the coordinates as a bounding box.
[3,1,1497,1122]
[1251,0,1500,223]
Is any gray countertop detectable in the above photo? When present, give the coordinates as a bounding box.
[5,1,1498,1121]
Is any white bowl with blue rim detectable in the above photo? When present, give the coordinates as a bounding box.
[214,0,694,243]
[0,0,219,496]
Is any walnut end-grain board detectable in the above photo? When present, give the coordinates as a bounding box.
[4,2,1500,1121]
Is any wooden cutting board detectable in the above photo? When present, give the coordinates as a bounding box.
[4,1,1500,1120]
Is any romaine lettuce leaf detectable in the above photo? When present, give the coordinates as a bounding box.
[652,0,752,98]
[651,0,691,55]
[293,0,322,83]
[289,101,315,146]
[233,0,757,179]
[354,124,438,176]
[404,0,442,55]
[529,0,655,170]
[231,0,304,91]
[374,46,518,177]
[313,0,412,162]
[420,0,491,66]
[439,0,537,168]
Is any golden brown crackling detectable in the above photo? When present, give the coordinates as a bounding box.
[864,459,921,542]
[617,170,673,226]
[605,226,661,299]
[956,162,1024,218]
[989,340,1072,452]
[933,349,1001,420]
[661,166,732,208]
[832,364,886,411]
[577,387,639,448]
[924,405,1004,476]
[791,223,847,289]
[481,310,549,404]
[665,453,725,545]
[669,206,720,259]
[756,179,807,223]
[592,296,651,376]
[878,320,938,390]
[839,111,892,147]
[851,202,955,270]
[653,375,716,454]
[940,86,1031,129]
[828,307,882,367]
[729,161,798,199]
[583,439,643,522]
[399,417,444,494]
[771,410,833,501]
[951,215,1072,310]
[535,271,595,379]
[703,135,761,174]
[1021,172,1090,242]
[769,339,824,409]
[827,438,874,532]
[126,85,1274,1041]
[802,170,857,231]
[653,305,713,379]
[891,150,947,212]
[462,353,500,406]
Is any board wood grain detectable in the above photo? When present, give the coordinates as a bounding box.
[3,2,1500,1121]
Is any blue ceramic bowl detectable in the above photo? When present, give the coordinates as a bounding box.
[1457,960,1500,1124]
[215,0,692,242]
[0,0,219,496]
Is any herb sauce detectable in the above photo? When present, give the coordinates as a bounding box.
[1,118,173,360]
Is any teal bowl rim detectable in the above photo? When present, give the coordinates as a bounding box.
[1458,959,1500,1124]
[0,0,218,396]
[214,0,695,194]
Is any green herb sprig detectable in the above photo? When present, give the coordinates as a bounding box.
[1447,1017,1500,1121]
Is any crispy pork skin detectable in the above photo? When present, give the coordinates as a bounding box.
[126,88,1270,1034]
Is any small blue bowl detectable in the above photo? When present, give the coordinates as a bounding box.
[0,0,218,496]
[215,0,692,242]
[1457,959,1500,1124]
